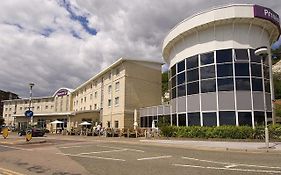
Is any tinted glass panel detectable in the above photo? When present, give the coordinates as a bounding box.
[163,115,171,125]
[265,80,270,93]
[250,49,261,63]
[201,65,215,79]
[235,49,249,61]
[186,55,198,70]
[235,63,249,76]
[188,112,200,126]
[148,116,153,127]
[251,64,262,77]
[186,68,199,82]
[263,56,269,66]
[171,65,176,76]
[236,78,250,90]
[187,82,199,95]
[254,111,265,126]
[203,112,217,126]
[238,112,252,126]
[263,65,269,79]
[177,72,185,85]
[171,77,176,88]
[252,78,263,91]
[217,64,233,77]
[178,114,186,126]
[177,60,185,73]
[171,88,176,99]
[201,79,216,93]
[158,115,164,125]
[219,111,236,125]
[144,117,147,127]
[201,52,214,65]
[177,85,186,97]
[140,117,145,127]
[267,112,272,123]
[216,49,232,63]
[218,78,234,91]
[172,114,177,126]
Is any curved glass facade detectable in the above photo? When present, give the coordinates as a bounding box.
[140,48,272,128]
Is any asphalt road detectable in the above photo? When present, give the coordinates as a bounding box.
[0,136,281,175]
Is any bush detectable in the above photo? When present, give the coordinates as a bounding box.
[159,124,281,140]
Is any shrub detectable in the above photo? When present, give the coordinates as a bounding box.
[159,125,281,140]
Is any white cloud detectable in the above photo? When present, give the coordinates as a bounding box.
[0,0,280,97]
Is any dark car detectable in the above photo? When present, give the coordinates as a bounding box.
[18,128,45,137]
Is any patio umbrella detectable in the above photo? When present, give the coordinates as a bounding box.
[79,121,92,126]
[50,120,64,124]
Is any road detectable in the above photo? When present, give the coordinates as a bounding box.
[0,135,281,175]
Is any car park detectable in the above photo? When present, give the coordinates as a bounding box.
[18,128,45,137]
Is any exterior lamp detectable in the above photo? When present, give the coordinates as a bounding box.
[254,47,269,149]
[29,83,35,125]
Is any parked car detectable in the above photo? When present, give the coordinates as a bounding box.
[18,128,45,137]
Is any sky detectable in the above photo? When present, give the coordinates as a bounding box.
[0,0,281,98]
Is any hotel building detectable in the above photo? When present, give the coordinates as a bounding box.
[2,58,162,130]
[140,4,280,128]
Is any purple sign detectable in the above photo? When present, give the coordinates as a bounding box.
[254,5,280,30]
[56,89,68,97]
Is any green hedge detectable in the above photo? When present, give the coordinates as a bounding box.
[159,125,281,140]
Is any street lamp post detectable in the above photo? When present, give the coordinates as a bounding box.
[254,47,270,149]
[28,83,35,125]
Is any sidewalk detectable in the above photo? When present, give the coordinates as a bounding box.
[139,139,281,153]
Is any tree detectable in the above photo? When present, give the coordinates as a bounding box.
[162,72,169,101]
[274,72,281,99]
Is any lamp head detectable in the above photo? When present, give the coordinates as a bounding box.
[254,47,268,56]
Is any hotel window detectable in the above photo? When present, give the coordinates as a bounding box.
[45,105,48,109]
[251,64,262,77]
[186,68,199,82]
[90,84,93,89]
[177,72,185,85]
[90,94,93,100]
[74,101,75,106]
[84,107,86,110]
[81,98,83,103]
[236,78,250,90]
[115,97,119,106]
[235,63,249,76]
[51,105,53,109]
[177,60,185,73]
[177,85,186,97]
[84,97,86,102]
[109,72,112,80]
[252,78,263,91]
[187,81,199,95]
[250,49,261,63]
[115,82,120,91]
[5,114,7,117]
[94,104,97,110]
[94,91,97,98]
[9,108,11,111]
[200,65,215,79]
[218,78,234,91]
[188,112,200,126]
[201,79,216,93]
[219,111,236,125]
[108,99,112,107]
[200,52,214,65]
[216,49,232,63]
[178,114,186,126]
[186,55,198,70]
[108,85,112,94]
[217,64,233,77]
[235,49,249,61]
[238,112,252,126]
[171,65,176,77]
[203,112,217,126]
[114,121,119,128]
[20,107,22,110]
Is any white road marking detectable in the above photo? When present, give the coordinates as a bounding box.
[182,156,281,169]
[225,164,237,168]
[59,145,82,149]
[97,145,145,152]
[0,167,25,175]
[173,164,281,174]
[56,152,126,161]
[0,145,32,151]
[137,155,172,161]
[78,149,128,155]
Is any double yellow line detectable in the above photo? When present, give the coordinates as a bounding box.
[0,167,25,175]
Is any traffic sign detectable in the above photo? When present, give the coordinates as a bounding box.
[25,110,33,118]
